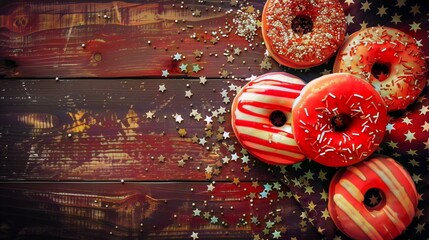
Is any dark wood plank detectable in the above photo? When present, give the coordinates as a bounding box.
[0,79,278,181]
[0,182,321,239]
[0,0,284,79]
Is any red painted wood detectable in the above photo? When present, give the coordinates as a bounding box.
[0,79,277,181]
[0,0,281,79]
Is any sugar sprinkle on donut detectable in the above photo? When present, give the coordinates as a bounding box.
[334,27,427,111]
[262,0,346,68]
[292,73,388,167]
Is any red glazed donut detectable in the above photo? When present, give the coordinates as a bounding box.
[292,73,388,167]
[262,0,346,69]
[333,27,427,111]
[231,72,306,165]
[328,155,419,240]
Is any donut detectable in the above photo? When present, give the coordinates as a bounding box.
[292,73,388,167]
[262,0,346,69]
[231,72,306,165]
[333,27,427,111]
[328,155,419,240]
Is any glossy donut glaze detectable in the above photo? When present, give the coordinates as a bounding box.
[292,73,388,167]
[231,72,306,165]
[262,0,346,68]
[334,27,427,111]
[328,155,418,240]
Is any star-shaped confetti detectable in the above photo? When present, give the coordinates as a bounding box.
[199,76,207,85]
[179,63,188,72]
[161,69,169,78]
[185,90,193,98]
[159,84,166,93]
[192,64,201,73]
[173,53,182,61]
[146,110,155,119]
[190,232,199,240]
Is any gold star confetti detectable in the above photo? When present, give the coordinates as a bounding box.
[193,49,203,58]
[259,58,272,70]
[177,159,185,167]
[178,128,187,137]
[232,177,240,185]
[193,9,201,17]
[321,208,330,220]
[227,55,235,63]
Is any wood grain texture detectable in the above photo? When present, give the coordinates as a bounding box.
[0,0,287,79]
[1,0,428,239]
[0,182,320,239]
[0,78,278,181]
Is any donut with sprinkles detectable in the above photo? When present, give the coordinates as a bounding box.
[292,73,388,167]
[262,0,346,69]
[231,72,306,165]
[333,27,427,112]
[328,155,418,240]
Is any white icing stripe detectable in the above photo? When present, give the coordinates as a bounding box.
[232,73,306,164]
[248,85,303,94]
[339,179,364,202]
[240,92,297,106]
[384,205,407,234]
[347,166,367,181]
[234,111,267,125]
[243,141,304,158]
[334,194,383,240]
[236,126,297,146]
[366,160,415,221]
[372,159,415,220]
[242,105,271,116]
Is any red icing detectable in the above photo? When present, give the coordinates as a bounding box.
[292,73,388,167]
[328,155,418,240]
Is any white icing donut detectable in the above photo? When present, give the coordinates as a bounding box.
[231,72,306,165]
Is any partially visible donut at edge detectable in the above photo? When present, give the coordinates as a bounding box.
[262,0,346,69]
[328,155,419,240]
[231,72,306,165]
[292,73,388,167]
[333,26,427,112]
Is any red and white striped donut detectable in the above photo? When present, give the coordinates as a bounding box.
[292,73,388,167]
[231,72,306,165]
[328,155,419,240]
[262,0,346,69]
[334,27,427,111]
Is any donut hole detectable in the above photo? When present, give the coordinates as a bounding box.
[291,15,313,35]
[269,110,287,127]
[364,188,386,210]
[330,114,352,132]
[371,62,391,81]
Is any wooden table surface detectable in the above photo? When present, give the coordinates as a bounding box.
[1,0,428,239]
